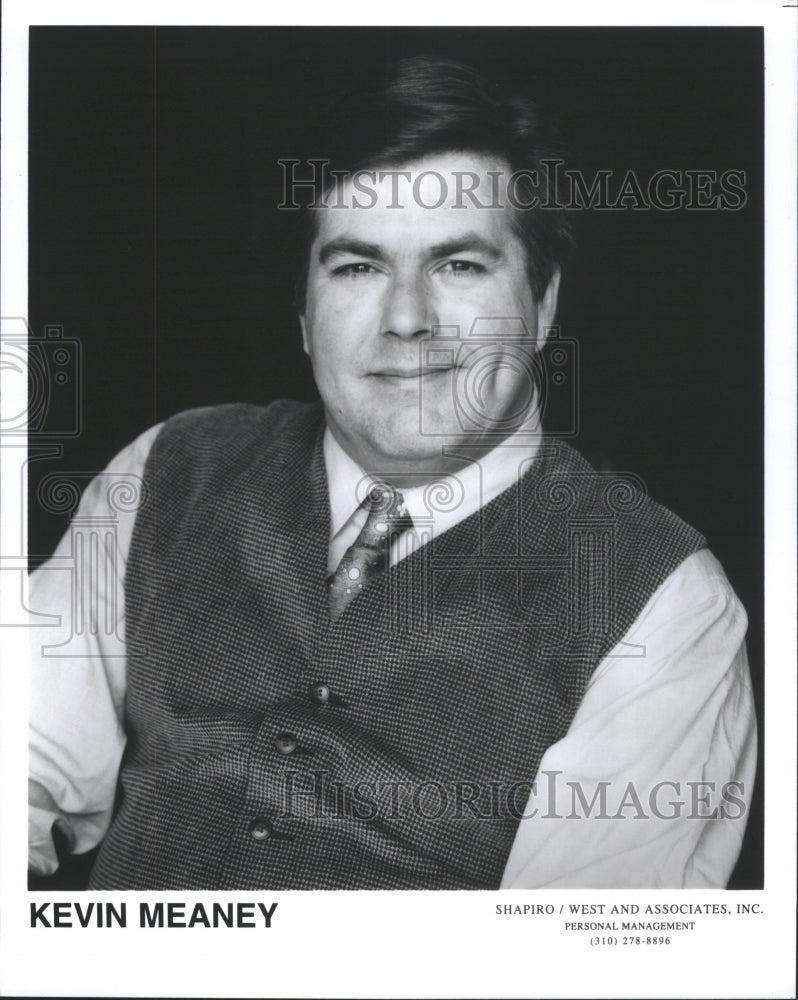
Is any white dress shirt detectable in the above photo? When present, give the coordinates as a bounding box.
[28,420,757,887]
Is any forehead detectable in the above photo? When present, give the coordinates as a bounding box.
[311,151,520,253]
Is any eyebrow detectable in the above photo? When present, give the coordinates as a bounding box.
[318,238,385,265]
[426,234,505,261]
[316,232,506,267]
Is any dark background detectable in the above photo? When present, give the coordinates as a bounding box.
[28,26,764,888]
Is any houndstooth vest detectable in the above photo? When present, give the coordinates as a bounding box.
[88,401,705,889]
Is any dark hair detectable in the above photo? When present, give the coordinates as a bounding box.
[289,56,573,311]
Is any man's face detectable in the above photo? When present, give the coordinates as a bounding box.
[300,152,559,477]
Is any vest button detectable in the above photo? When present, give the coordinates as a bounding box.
[310,682,331,704]
[248,817,273,841]
[274,732,298,755]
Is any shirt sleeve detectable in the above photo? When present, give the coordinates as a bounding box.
[500,548,757,889]
[28,423,161,875]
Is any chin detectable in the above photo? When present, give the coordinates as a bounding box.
[373,434,448,465]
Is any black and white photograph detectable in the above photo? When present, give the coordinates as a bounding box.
[1,4,795,999]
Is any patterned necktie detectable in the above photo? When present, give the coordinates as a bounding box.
[327,484,412,620]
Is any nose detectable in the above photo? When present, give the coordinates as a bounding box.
[379,274,436,340]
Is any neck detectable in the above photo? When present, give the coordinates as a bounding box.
[327,424,544,489]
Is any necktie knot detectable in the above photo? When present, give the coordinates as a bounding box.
[328,483,412,619]
[360,484,409,541]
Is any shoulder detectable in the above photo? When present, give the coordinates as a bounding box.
[622,547,748,649]
[148,400,324,470]
[534,439,702,534]
[529,438,707,602]
[158,399,323,445]
[125,400,326,553]
[588,547,749,707]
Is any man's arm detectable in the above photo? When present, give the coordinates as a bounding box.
[501,549,757,889]
[28,424,161,875]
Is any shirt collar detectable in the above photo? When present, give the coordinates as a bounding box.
[324,425,542,540]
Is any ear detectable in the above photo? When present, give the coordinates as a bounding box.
[299,314,310,356]
[538,268,561,334]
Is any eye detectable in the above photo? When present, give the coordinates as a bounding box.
[332,262,379,277]
[439,259,486,277]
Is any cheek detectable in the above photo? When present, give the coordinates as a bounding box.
[441,279,534,329]
[307,285,376,346]
[304,313,366,389]
[304,297,344,353]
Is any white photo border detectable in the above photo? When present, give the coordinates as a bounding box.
[1,3,795,998]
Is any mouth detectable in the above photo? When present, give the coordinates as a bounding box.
[370,366,456,383]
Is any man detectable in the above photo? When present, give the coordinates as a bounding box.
[28,57,756,889]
